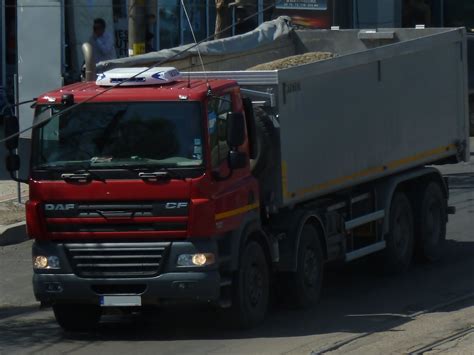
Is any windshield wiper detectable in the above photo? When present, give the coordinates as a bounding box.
[37,163,106,183]
[69,167,107,183]
[116,165,185,180]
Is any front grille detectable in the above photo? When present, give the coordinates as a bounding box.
[45,201,188,233]
[65,242,170,278]
[75,202,188,218]
[45,201,189,218]
[49,223,186,233]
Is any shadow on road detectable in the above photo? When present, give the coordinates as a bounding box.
[1,239,473,350]
[0,304,40,320]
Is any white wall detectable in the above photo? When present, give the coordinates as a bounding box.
[17,0,63,137]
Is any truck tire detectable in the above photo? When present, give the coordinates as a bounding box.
[230,241,270,328]
[53,303,101,332]
[380,192,415,274]
[279,225,324,309]
[250,107,277,179]
[416,182,447,262]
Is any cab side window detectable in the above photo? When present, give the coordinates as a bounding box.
[208,94,232,169]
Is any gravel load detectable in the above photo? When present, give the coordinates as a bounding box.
[247,52,334,70]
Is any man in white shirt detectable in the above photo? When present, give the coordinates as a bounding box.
[90,18,116,65]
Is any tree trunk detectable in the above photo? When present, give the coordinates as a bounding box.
[129,0,147,56]
[215,0,232,39]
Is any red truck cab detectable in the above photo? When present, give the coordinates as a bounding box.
[25,69,266,330]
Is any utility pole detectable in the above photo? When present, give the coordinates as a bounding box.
[128,0,147,56]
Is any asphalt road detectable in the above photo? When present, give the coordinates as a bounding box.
[0,158,473,354]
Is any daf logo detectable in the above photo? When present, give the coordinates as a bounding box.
[165,202,188,209]
[45,204,76,211]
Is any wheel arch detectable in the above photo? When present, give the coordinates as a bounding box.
[276,210,327,272]
[229,211,278,271]
[305,216,328,261]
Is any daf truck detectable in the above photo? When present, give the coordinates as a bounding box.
[3,23,469,331]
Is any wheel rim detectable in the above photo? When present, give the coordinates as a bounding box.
[393,207,410,255]
[303,248,318,288]
[425,199,441,246]
[246,260,263,307]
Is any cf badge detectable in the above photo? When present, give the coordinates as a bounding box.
[165,202,188,209]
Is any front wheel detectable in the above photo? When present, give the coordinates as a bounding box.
[53,303,101,332]
[230,241,270,329]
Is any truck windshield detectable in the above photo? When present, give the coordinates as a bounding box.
[32,102,204,170]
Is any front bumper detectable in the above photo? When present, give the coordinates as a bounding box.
[33,271,220,305]
[33,240,221,305]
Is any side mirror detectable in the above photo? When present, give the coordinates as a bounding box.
[227,112,245,147]
[5,154,20,172]
[3,115,19,150]
[228,150,247,170]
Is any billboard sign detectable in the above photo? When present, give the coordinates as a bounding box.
[275,0,328,11]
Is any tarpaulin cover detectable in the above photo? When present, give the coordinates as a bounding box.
[96,16,293,72]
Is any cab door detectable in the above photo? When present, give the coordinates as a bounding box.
[206,89,259,233]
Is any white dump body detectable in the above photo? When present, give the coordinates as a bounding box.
[185,29,469,207]
[100,22,470,208]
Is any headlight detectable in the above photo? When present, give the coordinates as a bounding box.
[33,256,61,269]
[177,253,215,267]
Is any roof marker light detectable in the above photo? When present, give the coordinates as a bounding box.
[96,67,181,87]
[43,96,56,103]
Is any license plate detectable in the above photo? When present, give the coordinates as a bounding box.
[100,295,142,307]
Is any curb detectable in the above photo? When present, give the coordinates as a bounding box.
[0,221,28,246]
[0,195,28,203]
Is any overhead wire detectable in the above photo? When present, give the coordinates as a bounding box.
[180,0,209,87]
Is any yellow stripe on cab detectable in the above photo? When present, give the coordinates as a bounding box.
[215,203,260,221]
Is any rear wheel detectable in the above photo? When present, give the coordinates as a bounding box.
[230,241,270,329]
[416,182,447,262]
[53,303,101,332]
[279,225,324,309]
[380,192,415,274]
